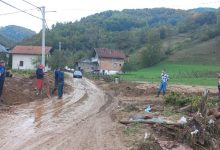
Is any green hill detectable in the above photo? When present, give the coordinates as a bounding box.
[0,34,15,48]
[0,25,36,44]
[166,36,220,65]
[23,7,220,67]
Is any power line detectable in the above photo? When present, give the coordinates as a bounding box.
[22,0,40,9]
[0,8,38,16]
[21,0,51,29]
[0,0,42,20]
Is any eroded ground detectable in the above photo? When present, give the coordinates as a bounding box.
[0,75,219,150]
[94,79,220,150]
[0,76,125,150]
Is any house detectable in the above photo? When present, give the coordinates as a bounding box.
[75,58,98,73]
[92,48,126,75]
[11,45,52,70]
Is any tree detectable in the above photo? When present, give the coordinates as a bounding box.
[139,30,161,67]
[47,50,68,70]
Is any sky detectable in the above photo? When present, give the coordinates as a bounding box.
[0,0,220,33]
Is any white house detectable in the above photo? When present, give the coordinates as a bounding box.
[11,45,52,70]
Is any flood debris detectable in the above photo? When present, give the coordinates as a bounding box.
[144,105,152,112]
[153,89,220,149]
[177,116,187,125]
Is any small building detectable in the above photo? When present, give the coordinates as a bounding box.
[11,45,52,70]
[92,48,126,75]
[75,58,98,73]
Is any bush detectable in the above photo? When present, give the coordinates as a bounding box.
[12,69,34,78]
[165,91,201,108]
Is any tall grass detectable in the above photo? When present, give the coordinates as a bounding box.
[120,63,220,86]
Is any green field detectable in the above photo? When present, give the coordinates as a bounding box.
[120,63,220,86]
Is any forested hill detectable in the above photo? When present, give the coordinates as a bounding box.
[0,25,36,46]
[23,7,219,54]
[0,34,15,48]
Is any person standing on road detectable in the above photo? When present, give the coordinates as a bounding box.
[0,60,6,102]
[36,64,44,95]
[57,68,64,99]
[52,68,60,95]
[157,69,169,97]
[217,73,220,98]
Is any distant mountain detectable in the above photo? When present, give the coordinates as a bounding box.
[190,7,216,12]
[0,25,36,44]
[0,34,15,48]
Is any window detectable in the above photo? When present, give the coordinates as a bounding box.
[113,63,117,68]
[19,61,24,66]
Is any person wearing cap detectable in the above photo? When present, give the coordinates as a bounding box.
[0,61,5,102]
[36,64,44,95]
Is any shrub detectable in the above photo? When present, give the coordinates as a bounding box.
[165,91,201,108]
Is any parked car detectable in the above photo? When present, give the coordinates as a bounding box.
[73,70,82,78]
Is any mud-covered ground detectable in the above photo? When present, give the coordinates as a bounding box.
[94,79,220,150]
[0,74,219,150]
[0,74,125,150]
[1,72,72,105]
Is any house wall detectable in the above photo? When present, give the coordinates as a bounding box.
[98,58,124,72]
[78,62,98,72]
[12,54,38,70]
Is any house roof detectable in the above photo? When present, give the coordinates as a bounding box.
[11,45,52,55]
[94,48,126,59]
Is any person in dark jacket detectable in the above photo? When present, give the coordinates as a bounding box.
[52,68,60,95]
[36,64,44,95]
[217,73,220,98]
[57,69,64,99]
[0,60,5,102]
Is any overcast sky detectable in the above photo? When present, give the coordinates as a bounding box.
[0,0,219,33]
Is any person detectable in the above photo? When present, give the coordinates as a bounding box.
[52,68,60,95]
[0,61,6,102]
[36,64,44,95]
[157,69,169,97]
[217,73,220,98]
[57,68,64,99]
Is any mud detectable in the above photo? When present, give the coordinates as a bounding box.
[1,72,72,105]
[95,80,219,150]
[0,75,125,150]
[0,75,219,150]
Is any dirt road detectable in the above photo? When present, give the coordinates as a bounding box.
[0,77,125,150]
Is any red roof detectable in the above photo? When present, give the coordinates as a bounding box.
[11,45,52,55]
[95,48,126,59]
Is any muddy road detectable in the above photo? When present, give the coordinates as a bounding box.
[0,77,125,150]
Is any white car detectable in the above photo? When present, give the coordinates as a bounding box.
[73,70,82,78]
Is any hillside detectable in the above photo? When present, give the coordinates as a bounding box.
[23,7,220,67]
[166,35,220,65]
[0,34,15,48]
[0,25,36,45]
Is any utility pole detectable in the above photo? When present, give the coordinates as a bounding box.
[59,42,61,51]
[41,6,45,67]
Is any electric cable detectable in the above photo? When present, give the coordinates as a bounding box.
[0,0,42,20]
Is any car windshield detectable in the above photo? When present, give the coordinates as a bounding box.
[74,71,82,75]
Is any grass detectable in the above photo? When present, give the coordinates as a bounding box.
[12,69,35,77]
[120,63,220,86]
[123,123,141,135]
